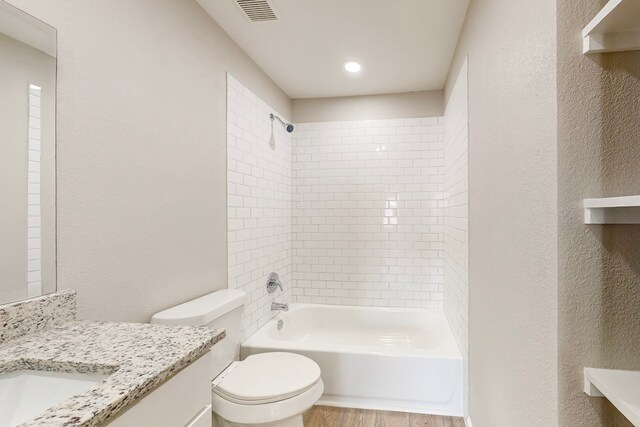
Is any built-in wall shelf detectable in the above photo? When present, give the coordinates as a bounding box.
[582,0,640,54]
[583,195,640,224]
[584,368,640,426]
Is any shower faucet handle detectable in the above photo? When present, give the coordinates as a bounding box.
[267,272,283,293]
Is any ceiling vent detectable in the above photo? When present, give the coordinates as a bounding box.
[235,0,278,22]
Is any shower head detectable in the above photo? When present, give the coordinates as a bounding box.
[270,113,294,133]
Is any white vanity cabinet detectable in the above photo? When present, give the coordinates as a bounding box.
[106,351,212,427]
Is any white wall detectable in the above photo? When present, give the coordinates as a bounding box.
[292,91,443,123]
[7,0,291,322]
[291,118,445,308]
[445,0,558,425]
[443,58,469,415]
[227,75,292,340]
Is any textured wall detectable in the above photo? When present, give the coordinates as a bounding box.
[557,0,640,426]
[291,118,445,308]
[443,58,469,415]
[445,0,558,425]
[227,75,292,341]
[6,0,290,322]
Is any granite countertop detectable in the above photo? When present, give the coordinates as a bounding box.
[0,320,225,427]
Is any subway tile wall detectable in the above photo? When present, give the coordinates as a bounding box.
[443,61,469,364]
[226,75,292,341]
[27,84,42,298]
[291,119,445,308]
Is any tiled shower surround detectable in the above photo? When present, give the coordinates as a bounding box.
[227,77,451,329]
[443,61,469,361]
[227,75,292,340]
[443,60,470,412]
[27,84,43,298]
[291,119,445,307]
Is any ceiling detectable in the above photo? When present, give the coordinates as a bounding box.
[197,0,470,99]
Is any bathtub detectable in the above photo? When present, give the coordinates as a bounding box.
[240,304,463,416]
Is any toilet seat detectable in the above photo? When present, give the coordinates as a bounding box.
[213,352,321,404]
[211,352,324,425]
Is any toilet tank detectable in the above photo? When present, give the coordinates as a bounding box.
[150,289,246,378]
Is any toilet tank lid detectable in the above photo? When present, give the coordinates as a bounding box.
[150,289,246,327]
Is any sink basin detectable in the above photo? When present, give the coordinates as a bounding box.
[0,370,107,427]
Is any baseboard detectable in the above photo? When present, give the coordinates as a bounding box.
[465,416,473,427]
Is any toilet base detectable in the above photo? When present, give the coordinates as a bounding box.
[213,413,303,427]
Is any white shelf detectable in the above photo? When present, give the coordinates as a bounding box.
[583,195,640,224]
[582,0,640,54]
[584,368,640,426]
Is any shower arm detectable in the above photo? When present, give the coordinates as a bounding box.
[270,113,295,134]
[270,113,285,127]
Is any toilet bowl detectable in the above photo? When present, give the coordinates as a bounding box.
[150,289,323,427]
[212,352,323,427]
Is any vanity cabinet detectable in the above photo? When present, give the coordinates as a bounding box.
[106,352,212,427]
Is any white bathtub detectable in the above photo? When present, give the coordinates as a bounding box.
[241,304,463,416]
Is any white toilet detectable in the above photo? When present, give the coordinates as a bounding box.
[151,289,323,427]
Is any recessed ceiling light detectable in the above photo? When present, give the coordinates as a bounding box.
[344,61,362,73]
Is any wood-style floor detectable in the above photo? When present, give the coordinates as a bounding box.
[303,406,466,427]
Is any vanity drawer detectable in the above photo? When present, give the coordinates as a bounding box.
[107,351,212,426]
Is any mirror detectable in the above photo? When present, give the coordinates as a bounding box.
[0,2,56,304]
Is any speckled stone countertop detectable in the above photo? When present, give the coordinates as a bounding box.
[0,320,225,427]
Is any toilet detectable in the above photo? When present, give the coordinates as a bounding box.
[151,289,323,427]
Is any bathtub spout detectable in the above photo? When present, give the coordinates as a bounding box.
[271,302,289,312]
